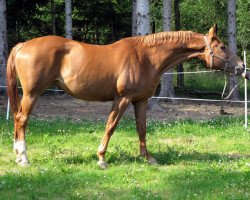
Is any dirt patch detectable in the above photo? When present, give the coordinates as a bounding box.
[0,93,246,122]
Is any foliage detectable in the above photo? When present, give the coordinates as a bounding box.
[6,0,249,59]
[237,0,250,49]
[0,115,250,199]
[6,0,132,47]
[6,0,52,45]
[236,0,250,64]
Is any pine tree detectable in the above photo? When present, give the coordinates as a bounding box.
[159,0,174,98]
[65,0,72,39]
[228,0,239,100]
[136,0,150,36]
[132,0,137,36]
[0,0,8,92]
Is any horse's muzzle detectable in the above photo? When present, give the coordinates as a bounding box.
[234,64,249,80]
[242,71,250,80]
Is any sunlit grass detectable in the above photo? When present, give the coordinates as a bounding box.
[0,115,249,199]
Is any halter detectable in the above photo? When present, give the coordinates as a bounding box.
[203,36,238,73]
[203,36,239,99]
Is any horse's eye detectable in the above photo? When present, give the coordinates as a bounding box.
[220,45,226,50]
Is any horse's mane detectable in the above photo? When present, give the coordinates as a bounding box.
[127,31,199,46]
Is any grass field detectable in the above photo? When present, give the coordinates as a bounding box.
[0,115,249,200]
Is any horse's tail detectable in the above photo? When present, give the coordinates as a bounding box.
[6,45,22,116]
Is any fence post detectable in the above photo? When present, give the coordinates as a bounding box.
[6,97,10,120]
[244,50,248,128]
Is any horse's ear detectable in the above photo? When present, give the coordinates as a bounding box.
[208,24,218,37]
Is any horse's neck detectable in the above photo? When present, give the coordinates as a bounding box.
[145,35,206,77]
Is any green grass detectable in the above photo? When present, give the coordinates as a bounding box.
[0,115,249,200]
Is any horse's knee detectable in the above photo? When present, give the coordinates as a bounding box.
[15,114,28,128]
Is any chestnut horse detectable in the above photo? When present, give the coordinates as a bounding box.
[6,25,246,169]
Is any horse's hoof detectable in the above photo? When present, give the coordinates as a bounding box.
[147,157,158,165]
[16,155,30,166]
[20,162,30,167]
[18,160,30,167]
[15,156,22,164]
[97,160,108,170]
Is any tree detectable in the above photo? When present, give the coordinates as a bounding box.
[237,0,250,50]
[136,0,159,109]
[174,0,184,88]
[132,0,137,36]
[227,0,239,100]
[65,0,72,39]
[159,0,174,98]
[136,0,150,36]
[0,0,8,92]
[51,0,56,35]
[73,0,131,44]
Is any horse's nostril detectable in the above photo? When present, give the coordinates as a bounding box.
[234,66,244,75]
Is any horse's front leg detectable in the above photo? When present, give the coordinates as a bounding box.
[133,99,158,165]
[97,96,131,169]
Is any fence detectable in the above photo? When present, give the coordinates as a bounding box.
[0,51,248,127]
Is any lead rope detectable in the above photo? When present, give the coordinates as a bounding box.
[221,74,238,99]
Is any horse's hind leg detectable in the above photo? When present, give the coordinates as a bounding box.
[97,97,131,169]
[133,99,158,165]
[14,94,37,166]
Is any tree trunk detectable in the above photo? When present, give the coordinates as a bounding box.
[0,0,8,92]
[174,0,180,30]
[174,0,184,88]
[159,0,174,98]
[227,0,239,100]
[94,21,99,44]
[51,0,56,35]
[65,0,72,39]
[136,0,150,36]
[136,0,158,109]
[132,0,137,36]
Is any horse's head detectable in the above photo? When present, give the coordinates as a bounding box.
[203,25,249,80]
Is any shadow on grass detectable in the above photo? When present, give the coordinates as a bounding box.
[0,170,159,199]
[61,146,249,166]
[154,147,250,165]
[166,167,249,199]
[0,161,248,199]
[62,153,140,165]
[63,153,97,165]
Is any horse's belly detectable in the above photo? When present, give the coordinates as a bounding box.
[56,77,116,101]
[76,86,115,101]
